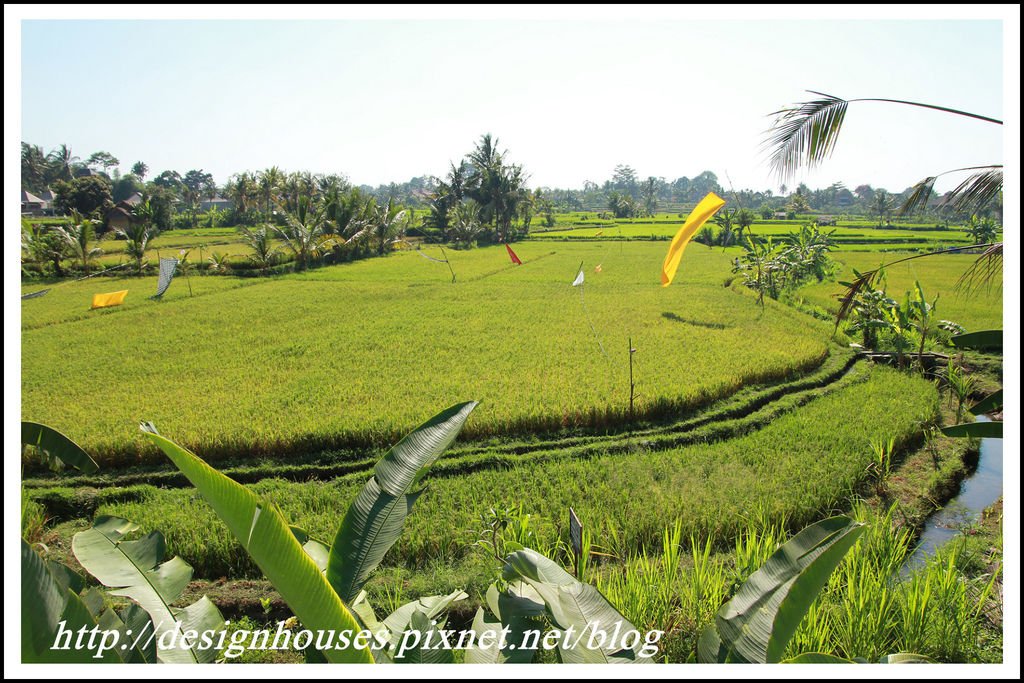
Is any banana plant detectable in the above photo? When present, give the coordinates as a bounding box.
[141,401,479,664]
[698,515,866,663]
[22,421,99,474]
[492,547,655,663]
[71,516,226,663]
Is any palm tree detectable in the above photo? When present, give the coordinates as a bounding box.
[713,207,738,246]
[54,210,103,274]
[21,143,48,192]
[119,199,161,274]
[259,166,284,219]
[873,190,893,227]
[735,208,757,243]
[47,144,79,183]
[641,177,660,216]
[21,219,67,276]
[131,161,148,180]
[272,197,335,270]
[349,198,408,256]
[239,225,280,272]
[227,172,256,216]
[449,200,484,247]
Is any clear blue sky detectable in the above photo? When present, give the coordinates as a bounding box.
[13,7,1015,194]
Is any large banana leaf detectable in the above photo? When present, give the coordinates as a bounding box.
[21,539,120,663]
[382,590,468,650]
[327,401,478,603]
[502,547,652,663]
[950,329,1001,351]
[394,611,455,664]
[72,516,222,663]
[141,426,374,663]
[21,421,99,474]
[783,652,853,663]
[698,515,865,663]
[97,604,156,664]
[465,582,545,664]
[941,421,1002,438]
[969,389,1003,416]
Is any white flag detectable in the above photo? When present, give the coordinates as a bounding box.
[572,269,584,287]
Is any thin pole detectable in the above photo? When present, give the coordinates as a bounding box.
[440,246,456,283]
[629,336,636,420]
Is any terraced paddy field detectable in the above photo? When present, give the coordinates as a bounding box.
[25,359,939,581]
[22,242,834,464]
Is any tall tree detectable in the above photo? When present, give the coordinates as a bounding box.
[47,144,79,183]
[120,199,161,273]
[259,166,284,218]
[272,196,334,270]
[52,175,113,218]
[55,210,103,273]
[131,161,149,180]
[873,189,893,226]
[86,151,120,174]
[21,143,48,192]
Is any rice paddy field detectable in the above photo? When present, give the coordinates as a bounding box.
[22,242,834,464]
[20,223,1003,663]
[533,220,979,252]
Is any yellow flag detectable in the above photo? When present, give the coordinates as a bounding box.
[660,192,726,287]
[91,290,129,309]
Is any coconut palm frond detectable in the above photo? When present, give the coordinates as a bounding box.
[897,176,938,217]
[955,243,1003,296]
[763,91,848,182]
[942,168,1003,214]
[834,268,881,335]
[898,165,1002,217]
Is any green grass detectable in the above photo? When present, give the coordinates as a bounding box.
[796,251,1003,331]
[23,242,833,464]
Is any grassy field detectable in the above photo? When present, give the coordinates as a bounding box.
[796,251,1003,332]
[22,242,833,464]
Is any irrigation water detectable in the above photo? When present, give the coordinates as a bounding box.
[904,415,1003,570]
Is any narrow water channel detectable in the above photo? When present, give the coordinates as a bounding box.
[903,415,1003,571]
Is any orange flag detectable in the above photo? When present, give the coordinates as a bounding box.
[505,244,522,265]
[661,192,726,287]
[91,290,129,309]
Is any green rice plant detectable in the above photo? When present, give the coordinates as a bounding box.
[897,568,933,654]
[785,597,834,657]
[939,360,977,424]
[731,509,787,589]
[679,534,728,640]
[868,435,897,494]
[20,496,48,544]
[918,543,999,661]
[831,550,897,661]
